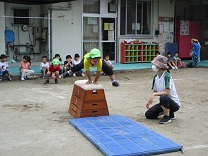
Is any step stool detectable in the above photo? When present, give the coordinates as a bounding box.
[68,80,109,118]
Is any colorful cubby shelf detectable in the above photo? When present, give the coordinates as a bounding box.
[121,42,159,63]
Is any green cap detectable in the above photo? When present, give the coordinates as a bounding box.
[88,48,101,59]
[52,58,60,65]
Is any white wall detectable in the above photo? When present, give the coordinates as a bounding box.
[51,1,82,61]
[0,2,5,55]
[5,3,43,61]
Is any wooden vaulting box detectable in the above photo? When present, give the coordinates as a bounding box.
[68,80,109,118]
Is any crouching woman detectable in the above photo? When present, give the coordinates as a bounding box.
[145,55,180,124]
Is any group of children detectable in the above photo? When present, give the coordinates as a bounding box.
[0,49,115,86]
[41,50,117,86]
[40,53,85,80]
[156,51,184,70]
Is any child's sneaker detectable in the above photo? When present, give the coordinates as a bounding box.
[73,73,76,77]
[62,71,72,78]
[112,81,120,87]
[43,75,46,79]
[21,77,25,81]
[8,77,12,81]
[55,79,58,84]
[170,113,175,120]
[172,66,175,70]
[159,115,171,124]
[44,80,49,84]
[82,73,85,77]
[175,66,178,69]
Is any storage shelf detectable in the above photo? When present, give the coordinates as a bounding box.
[121,42,159,63]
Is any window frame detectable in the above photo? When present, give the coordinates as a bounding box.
[119,0,153,38]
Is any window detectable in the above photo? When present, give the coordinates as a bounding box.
[13,8,30,25]
[83,0,100,13]
[120,0,152,36]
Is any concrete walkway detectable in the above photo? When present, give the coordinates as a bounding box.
[7,60,208,76]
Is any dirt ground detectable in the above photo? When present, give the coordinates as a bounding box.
[0,67,208,156]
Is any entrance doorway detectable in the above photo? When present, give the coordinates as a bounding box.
[101,18,116,61]
[82,17,116,61]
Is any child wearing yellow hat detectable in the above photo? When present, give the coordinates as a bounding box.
[62,48,120,87]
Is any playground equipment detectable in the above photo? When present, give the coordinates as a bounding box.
[68,80,109,118]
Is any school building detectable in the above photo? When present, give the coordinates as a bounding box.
[0,0,207,63]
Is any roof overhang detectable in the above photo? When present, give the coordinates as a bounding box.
[0,0,76,5]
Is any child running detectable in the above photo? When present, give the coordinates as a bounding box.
[62,48,120,87]
[0,54,12,81]
[44,59,61,84]
[145,55,180,124]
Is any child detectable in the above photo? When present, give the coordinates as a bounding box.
[73,53,85,77]
[155,51,160,57]
[187,38,200,67]
[19,55,35,81]
[63,55,73,73]
[0,54,12,81]
[53,53,63,76]
[40,56,49,78]
[145,55,180,124]
[62,48,120,87]
[44,59,61,84]
[104,54,113,69]
[167,52,178,69]
[173,52,184,68]
[53,54,62,62]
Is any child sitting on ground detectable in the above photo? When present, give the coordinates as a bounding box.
[62,48,120,87]
[155,51,160,57]
[40,56,49,78]
[73,53,85,77]
[104,54,113,69]
[44,59,61,84]
[19,55,35,81]
[167,52,178,69]
[0,54,12,81]
[173,52,184,68]
[63,55,73,73]
[53,54,63,76]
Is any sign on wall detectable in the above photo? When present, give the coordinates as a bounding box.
[158,17,174,55]
[180,20,189,35]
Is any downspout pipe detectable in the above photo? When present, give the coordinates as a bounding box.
[48,9,51,61]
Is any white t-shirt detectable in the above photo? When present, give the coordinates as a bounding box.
[73,60,80,65]
[40,62,49,70]
[104,60,112,66]
[0,61,9,71]
[152,71,180,106]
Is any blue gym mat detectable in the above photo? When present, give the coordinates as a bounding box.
[69,115,183,156]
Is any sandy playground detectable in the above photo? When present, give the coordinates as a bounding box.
[0,67,208,156]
